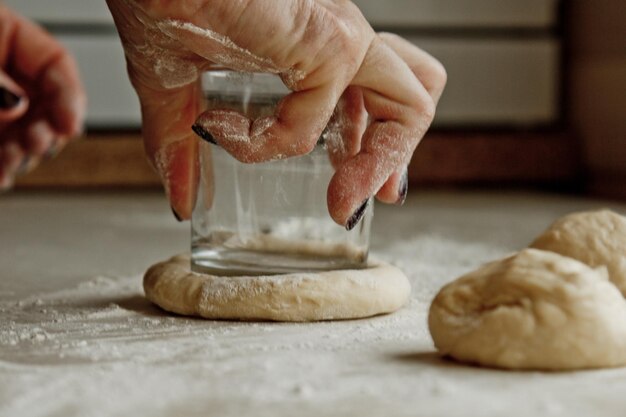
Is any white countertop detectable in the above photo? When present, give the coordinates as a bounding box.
[1,190,625,417]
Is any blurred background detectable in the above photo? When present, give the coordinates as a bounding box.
[6,0,626,201]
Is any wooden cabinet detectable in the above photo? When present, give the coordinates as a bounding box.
[8,0,560,27]
[7,0,562,129]
[56,35,141,128]
[353,0,559,28]
[8,0,584,191]
[354,0,562,127]
[569,2,626,199]
[4,0,112,24]
[411,37,559,126]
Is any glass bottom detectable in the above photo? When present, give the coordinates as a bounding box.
[191,238,368,276]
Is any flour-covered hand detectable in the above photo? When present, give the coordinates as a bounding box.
[107,0,446,226]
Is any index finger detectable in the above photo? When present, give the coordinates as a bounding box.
[327,37,435,226]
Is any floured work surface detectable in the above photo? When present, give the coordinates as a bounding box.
[2,191,626,417]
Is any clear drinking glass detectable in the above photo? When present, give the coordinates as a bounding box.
[191,70,373,276]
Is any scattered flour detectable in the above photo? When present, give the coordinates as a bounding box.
[157,19,281,75]
[250,116,278,139]
[3,193,626,416]
[152,144,175,200]
[195,111,252,144]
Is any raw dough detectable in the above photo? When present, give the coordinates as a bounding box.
[531,209,626,297]
[144,254,410,322]
[428,249,626,370]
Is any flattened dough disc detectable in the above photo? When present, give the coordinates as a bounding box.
[144,254,411,322]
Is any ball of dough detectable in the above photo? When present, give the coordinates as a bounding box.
[531,209,626,297]
[428,249,626,370]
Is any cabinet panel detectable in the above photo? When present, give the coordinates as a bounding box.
[415,37,560,126]
[353,0,559,28]
[57,35,141,127]
[8,0,559,28]
[56,35,559,127]
[4,0,113,24]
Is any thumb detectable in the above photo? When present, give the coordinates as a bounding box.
[0,69,28,122]
[136,82,202,220]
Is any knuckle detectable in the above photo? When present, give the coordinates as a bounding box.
[429,59,448,91]
[320,12,369,66]
[330,28,361,61]
[294,137,317,155]
[377,32,401,43]
[414,95,436,124]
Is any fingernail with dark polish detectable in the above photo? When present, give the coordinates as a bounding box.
[0,87,22,109]
[397,169,409,205]
[192,123,217,145]
[346,199,369,231]
[171,207,183,222]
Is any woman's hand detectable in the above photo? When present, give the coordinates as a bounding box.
[0,5,86,189]
[107,0,446,227]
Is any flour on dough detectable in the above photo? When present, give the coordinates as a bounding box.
[144,254,410,322]
[428,249,626,370]
[531,209,626,297]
